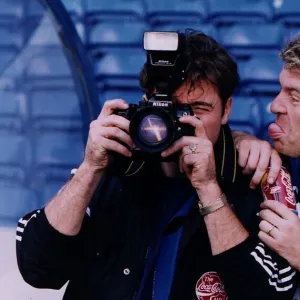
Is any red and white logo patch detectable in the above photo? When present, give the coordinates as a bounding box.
[195,271,228,300]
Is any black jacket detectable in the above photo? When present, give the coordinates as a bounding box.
[16,125,297,299]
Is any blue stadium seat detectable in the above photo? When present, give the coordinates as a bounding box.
[95,50,146,89]
[153,23,218,41]
[228,96,261,135]
[36,132,84,167]
[26,49,71,77]
[0,134,30,184]
[284,27,300,42]
[0,91,26,133]
[0,187,39,226]
[26,0,44,19]
[259,97,276,127]
[89,21,148,54]
[208,0,272,25]
[35,132,84,181]
[0,26,22,48]
[102,89,143,105]
[0,49,18,75]
[220,24,284,58]
[24,14,85,44]
[27,18,61,47]
[41,181,66,206]
[25,48,72,88]
[0,0,24,22]
[239,54,283,95]
[146,0,207,25]
[86,0,145,21]
[30,89,82,131]
[273,0,300,25]
[258,96,276,142]
[61,0,84,18]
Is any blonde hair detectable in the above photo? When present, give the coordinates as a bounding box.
[281,34,300,71]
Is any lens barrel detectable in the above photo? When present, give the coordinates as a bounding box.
[129,106,177,153]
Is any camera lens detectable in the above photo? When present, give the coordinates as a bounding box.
[138,114,168,145]
[130,106,176,153]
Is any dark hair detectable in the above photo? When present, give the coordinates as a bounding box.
[139,29,240,112]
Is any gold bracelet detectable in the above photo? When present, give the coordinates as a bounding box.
[198,193,227,216]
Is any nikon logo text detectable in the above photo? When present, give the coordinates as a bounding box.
[158,60,170,64]
[153,102,168,107]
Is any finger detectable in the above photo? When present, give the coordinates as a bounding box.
[243,146,260,174]
[99,127,133,148]
[237,143,250,169]
[99,137,132,157]
[182,153,196,173]
[98,115,130,133]
[249,144,272,188]
[98,99,128,118]
[183,153,200,167]
[259,220,279,238]
[259,208,286,229]
[260,200,297,220]
[179,115,208,139]
[258,231,277,249]
[161,136,199,157]
[267,150,282,184]
[179,153,184,173]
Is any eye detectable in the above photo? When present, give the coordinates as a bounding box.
[291,96,300,103]
[192,105,212,113]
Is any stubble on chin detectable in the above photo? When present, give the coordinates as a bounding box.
[274,138,300,158]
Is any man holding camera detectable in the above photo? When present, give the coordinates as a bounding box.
[16,31,296,300]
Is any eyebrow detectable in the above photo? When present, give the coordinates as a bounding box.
[173,96,214,108]
[285,87,300,94]
[190,101,214,108]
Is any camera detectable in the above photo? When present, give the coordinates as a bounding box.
[115,31,194,161]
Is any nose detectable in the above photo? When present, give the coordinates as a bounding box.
[270,92,287,115]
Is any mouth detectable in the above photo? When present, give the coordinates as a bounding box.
[268,122,285,140]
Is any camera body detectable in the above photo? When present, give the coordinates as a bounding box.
[115,31,194,161]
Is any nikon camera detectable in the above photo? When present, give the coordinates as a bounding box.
[115,31,194,162]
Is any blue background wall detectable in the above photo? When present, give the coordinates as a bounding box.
[0,0,299,298]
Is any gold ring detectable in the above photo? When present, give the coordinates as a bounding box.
[267,225,275,235]
[189,144,197,154]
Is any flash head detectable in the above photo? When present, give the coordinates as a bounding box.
[143,31,187,95]
[143,31,179,51]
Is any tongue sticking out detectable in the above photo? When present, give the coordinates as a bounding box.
[268,123,284,139]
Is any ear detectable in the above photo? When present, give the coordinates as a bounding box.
[221,97,232,125]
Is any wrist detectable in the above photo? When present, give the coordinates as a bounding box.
[196,182,223,206]
[80,160,105,177]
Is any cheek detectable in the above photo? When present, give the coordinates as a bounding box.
[286,109,300,136]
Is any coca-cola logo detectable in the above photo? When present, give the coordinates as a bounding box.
[195,272,228,300]
[280,169,296,205]
[270,186,281,194]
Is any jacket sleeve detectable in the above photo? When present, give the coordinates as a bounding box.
[214,236,297,300]
[16,208,88,290]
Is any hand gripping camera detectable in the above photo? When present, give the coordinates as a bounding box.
[115,31,194,162]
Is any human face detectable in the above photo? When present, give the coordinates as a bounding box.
[173,81,232,145]
[269,68,300,157]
